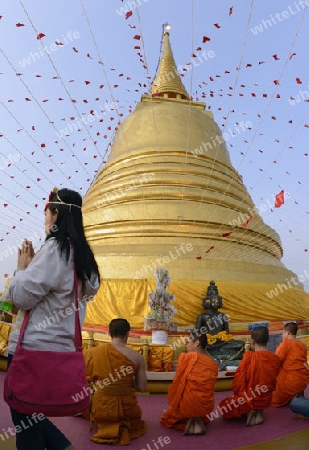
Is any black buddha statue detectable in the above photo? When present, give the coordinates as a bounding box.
[195,281,245,366]
[195,281,229,336]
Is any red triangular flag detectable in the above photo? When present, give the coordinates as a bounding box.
[274,190,284,208]
[222,232,232,238]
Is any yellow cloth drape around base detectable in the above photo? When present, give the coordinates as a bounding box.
[84,278,309,328]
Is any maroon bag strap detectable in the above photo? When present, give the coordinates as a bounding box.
[73,266,83,350]
[15,264,82,352]
[16,309,31,350]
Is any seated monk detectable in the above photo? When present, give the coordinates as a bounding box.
[272,322,309,407]
[83,318,147,445]
[219,326,281,426]
[160,332,218,435]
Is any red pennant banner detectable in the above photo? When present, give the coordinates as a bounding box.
[242,215,254,227]
[274,190,284,208]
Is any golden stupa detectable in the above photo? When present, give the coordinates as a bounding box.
[82,32,309,328]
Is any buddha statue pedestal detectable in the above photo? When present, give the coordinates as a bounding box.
[205,339,245,370]
[151,330,169,345]
[144,318,177,345]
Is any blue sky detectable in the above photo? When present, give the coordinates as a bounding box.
[0,0,309,291]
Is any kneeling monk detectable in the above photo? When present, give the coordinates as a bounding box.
[160,332,218,435]
[272,322,309,407]
[219,326,280,426]
[83,318,147,445]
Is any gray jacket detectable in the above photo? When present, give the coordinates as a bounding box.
[7,238,99,353]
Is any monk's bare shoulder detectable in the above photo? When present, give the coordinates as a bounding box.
[112,344,144,366]
[124,346,144,366]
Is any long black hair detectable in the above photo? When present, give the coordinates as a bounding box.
[45,188,100,283]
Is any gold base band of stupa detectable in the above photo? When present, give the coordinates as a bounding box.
[85,278,309,328]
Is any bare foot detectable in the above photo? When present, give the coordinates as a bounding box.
[192,417,206,435]
[255,410,265,425]
[183,417,194,435]
[246,410,264,426]
[183,417,206,435]
[246,410,256,426]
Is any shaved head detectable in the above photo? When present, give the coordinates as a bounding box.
[284,322,298,336]
[109,318,130,338]
[251,326,269,346]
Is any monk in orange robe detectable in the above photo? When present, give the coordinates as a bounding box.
[160,332,218,435]
[83,318,147,445]
[272,322,309,407]
[219,326,280,426]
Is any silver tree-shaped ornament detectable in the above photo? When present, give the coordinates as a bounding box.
[147,268,177,321]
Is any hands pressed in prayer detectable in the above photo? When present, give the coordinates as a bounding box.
[17,239,35,270]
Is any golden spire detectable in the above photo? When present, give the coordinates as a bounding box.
[150,32,190,100]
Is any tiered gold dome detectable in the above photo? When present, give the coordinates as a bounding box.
[82,33,309,328]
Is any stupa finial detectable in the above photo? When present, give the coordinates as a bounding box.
[151,30,190,100]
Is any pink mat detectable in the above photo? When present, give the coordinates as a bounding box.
[1,371,308,450]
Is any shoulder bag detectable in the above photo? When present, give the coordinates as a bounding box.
[3,268,90,416]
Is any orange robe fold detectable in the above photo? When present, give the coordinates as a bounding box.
[219,351,280,418]
[272,339,309,407]
[83,344,146,445]
[160,352,218,430]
